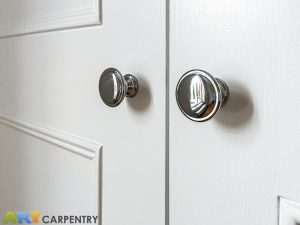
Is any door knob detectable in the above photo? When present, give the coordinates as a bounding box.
[99,68,139,107]
[176,69,229,122]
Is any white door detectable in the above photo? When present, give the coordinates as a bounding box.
[0,1,166,225]
[170,0,300,225]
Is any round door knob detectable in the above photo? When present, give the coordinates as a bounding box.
[99,68,139,107]
[176,69,229,122]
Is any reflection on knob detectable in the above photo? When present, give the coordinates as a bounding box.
[99,68,139,107]
[176,69,229,122]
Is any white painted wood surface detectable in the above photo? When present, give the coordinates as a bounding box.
[0,0,100,37]
[0,0,166,225]
[170,0,300,225]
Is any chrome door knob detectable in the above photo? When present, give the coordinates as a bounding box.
[176,69,229,122]
[99,68,139,107]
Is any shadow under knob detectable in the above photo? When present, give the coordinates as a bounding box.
[99,68,139,107]
[176,69,229,122]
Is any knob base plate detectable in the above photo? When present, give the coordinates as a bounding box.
[216,78,230,107]
[124,74,139,97]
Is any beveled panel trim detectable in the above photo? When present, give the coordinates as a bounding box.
[0,0,101,37]
[0,114,102,159]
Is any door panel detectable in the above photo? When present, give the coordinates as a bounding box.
[0,0,166,225]
[170,0,300,224]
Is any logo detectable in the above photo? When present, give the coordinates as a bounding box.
[2,212,41,224]
[1,212,99,224]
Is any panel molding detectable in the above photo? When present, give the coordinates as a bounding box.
[0,114,102,159]
[279,197,300,225]
[0,0,101,37]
